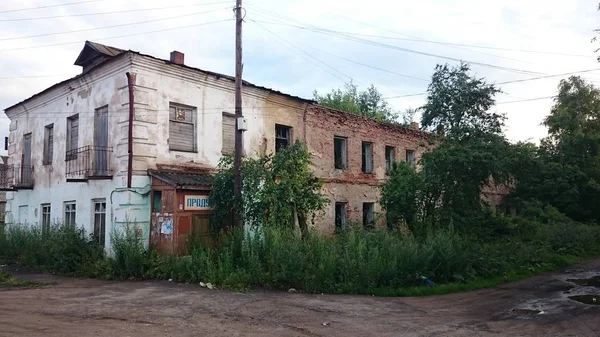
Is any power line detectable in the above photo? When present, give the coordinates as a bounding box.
[0,19,232,52]
[0,0,105,14]
[0,74,78,80]
[0,1,230,22]
[0,8,228,41]
[251,20,352,83]
[496,96,556,105]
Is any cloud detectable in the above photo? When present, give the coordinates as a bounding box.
[1,0,599,152]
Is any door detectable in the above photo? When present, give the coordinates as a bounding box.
[94,106,109,175]
[21,133,32,185]
[192,214,212,248]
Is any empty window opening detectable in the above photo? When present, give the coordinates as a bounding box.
[406,150,416,167]
[275,124,292,152]
[335,202,347,230]
[362,141,373,173]
[385,146,395,173]
[363,203,375,228]
[334,136,347,169]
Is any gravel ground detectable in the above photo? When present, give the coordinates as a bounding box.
[0,260,599,337]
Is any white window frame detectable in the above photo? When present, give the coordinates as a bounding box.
[64,201,76,227]
[93,199,107,246]
[41,203,51,236]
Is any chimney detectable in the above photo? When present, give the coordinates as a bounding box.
[409,122,419,130]
[170,51,184,65]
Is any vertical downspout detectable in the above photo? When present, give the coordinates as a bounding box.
[125,72,135,188]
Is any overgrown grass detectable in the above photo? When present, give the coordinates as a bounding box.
[0,271,55,288]
[1,216,599,296]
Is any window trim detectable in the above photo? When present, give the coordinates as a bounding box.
[361,141,373,174]
[41,203,51,236]
[334,136,348,170]
[168,103,198,153]
[64,201,76,227]
[93,199,107,246]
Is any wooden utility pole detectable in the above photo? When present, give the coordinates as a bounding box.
[233,0,244,228]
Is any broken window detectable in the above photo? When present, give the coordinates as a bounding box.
[275,124,292,152]
[335,202,347,230]
[363,202,375,228]
[66,114,79,161]
[385,146,395,174]
[362,141,373,173]
[222,112,236,155]
[334,136,347,169]
[93,199,106,246]
[41,203,51,237]
[406,150,416,167]
[169,103,196,152]
[64,201,76,227]
[43,124,53,165]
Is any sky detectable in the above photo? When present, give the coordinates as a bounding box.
[1,0,599,153]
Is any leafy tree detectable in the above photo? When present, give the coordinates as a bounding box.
[420,63,504,139]
[313,81,400,123]
[211,142,329,233]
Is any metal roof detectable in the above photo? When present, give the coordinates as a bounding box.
[148,169,213,190]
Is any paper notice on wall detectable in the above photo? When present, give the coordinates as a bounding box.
[161,217,173,235]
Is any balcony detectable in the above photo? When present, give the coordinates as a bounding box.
[0,165,34,190]
[66,146,113,182]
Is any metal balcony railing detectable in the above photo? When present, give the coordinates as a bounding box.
[65,146,113,181]
[0,165,34,190]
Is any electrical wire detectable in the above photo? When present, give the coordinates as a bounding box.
[0,0,105,14]
[496,96,556,105]
[0,1,231,22]
[0,19,232,52]
[251,20,352,84]
[0,8,228,41]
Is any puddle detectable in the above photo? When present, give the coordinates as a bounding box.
[566,276,600,288]
[568,295,599,305]
[511,308,542,316]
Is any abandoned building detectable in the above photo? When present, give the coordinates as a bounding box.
[1,41,430,252]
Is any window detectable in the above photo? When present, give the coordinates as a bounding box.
[169,103,196,152]
[41,204,51,236]
[93,200,106,246]
[363,203,375,228]
[334,136,347,169]
[64,201,76,227]
[362,141,373,173]
[43,124,53,165]
[152,190,162,212]
[66,114,79,161]
[335,202,347,230]
[18,205,28,225]
[385,146,395,174]
[275,124,292,152]
[222,112,235,155]
[406,150,416,167]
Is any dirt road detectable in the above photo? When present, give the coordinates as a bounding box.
[1,260,599,337]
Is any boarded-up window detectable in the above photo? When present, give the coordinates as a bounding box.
[169,103,196,152]
[362,141,373,173]
[43,124,53,165]
[222,112,235,155]
[66,114,79,161]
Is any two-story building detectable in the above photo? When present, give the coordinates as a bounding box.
[1,41,430,252]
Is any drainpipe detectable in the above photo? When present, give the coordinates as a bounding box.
[126,72,135,188]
